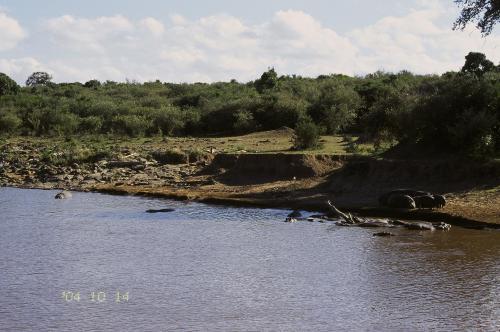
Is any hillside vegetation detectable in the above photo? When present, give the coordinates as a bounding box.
[0,52,499,159]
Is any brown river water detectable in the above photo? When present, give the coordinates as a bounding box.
[0,187,498,331]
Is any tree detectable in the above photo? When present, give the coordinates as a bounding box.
[26,72,52,87]
[461,52,495,77]
[454,0,500,36]
[84,79,101,89]
[0,73,20,96]
[254,68,278,93]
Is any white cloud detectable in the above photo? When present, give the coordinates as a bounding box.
[0,11,26,51]
[45,15,135,52]
[0,57,48,82]
[2,3,500,83]
[139,17,165,37]
[349,5,500,73]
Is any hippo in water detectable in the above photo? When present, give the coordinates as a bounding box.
[55,191,72,199]
[387,194,416,209]
[287,210,302,218]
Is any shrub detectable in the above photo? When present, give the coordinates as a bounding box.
[0,112,21,134]
[293,119,321,150]
[151,149,188,164]
[79,116,103,134]
[110,115,150,137]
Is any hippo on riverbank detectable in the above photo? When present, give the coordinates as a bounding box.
[388,194,416,209]
[55,191,72,199]
[379,189,446,209]
[414,195,436,209]
[434,195,446,208]
[379,189,430,206]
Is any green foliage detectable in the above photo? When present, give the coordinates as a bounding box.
[461,52,495,77]
[40,140,113,166]
[0,111,21,134]
[0,53,497,159]
[148,105,184,136]
[26,72,52,87]
[293,118,321,150]
[0,73,20,96]
[151,149,188,164]
[309,80,361,134]
[454,0,500,36]
[233,110,256,134]
[110,115,150,137]
[84,79,101,89]
[79,116,103,134]
[254,68,278,93]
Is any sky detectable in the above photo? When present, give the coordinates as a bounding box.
[0,0,499,84]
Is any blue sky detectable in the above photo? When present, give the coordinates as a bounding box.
[0,0,499,83]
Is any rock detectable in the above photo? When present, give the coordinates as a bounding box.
[358,220,391,228]
[86,173,102,181]
[107,161,144,169]
[434,222,451,231]
[55,190,72,199]
[404,221,435,231]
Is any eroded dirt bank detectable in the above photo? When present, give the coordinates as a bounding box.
[1,142,499,227]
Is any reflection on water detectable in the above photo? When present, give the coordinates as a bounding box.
[0,187,498,331]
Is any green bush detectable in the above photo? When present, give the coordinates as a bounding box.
[293,119,321,150]
[151,149,188,164]
[0,112,21,134]
[79,116,103,134]
[110,115,150,137]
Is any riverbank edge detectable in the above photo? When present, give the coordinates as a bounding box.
[4,182,499,230]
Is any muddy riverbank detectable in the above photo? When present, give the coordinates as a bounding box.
[1,141,499,228]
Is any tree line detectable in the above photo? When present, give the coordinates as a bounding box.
[0,52,499,158]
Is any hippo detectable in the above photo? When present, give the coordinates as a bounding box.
[146,208,175,213]
[287,210,302,218]
[373,231,395,237]
[379,189,431,207]
[434,195,446,208]
[387,194,416,209]
[414,195,436,209]
[55,191,72,199]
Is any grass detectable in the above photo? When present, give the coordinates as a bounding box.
[1,129,381,156]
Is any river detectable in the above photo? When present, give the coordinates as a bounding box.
[0,187,498,331]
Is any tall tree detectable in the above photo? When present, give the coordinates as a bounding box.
[26,72,52,87]
[461,52,495,76]
[454,0,500,36]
